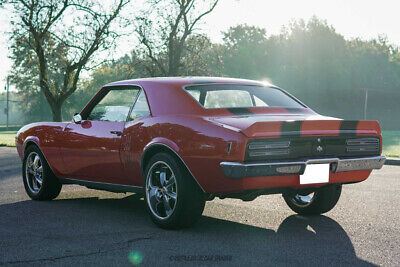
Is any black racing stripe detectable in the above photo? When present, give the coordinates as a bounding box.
[285,108,308,114]
[281,120,303,137]
[227,108,253,116]
[339,120,359,136]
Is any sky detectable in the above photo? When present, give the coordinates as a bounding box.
[1,0,399,91]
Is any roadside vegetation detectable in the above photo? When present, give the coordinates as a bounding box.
[382,131,400,157]
[0,131,17,147]
[0,1,399,151]
[1,130,399,157]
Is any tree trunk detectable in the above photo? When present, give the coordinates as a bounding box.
[50,102,63,122]
[168,56,179,76]
[168,66,178,76]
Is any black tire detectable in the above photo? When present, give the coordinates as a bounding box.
[22,145,62,200]
[144,152,205,229]
[283,184,342,215]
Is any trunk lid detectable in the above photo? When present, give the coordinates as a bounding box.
[209,115,381,138]
[209,114,382,161]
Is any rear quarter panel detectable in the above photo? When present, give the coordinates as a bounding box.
[122,114,247,192]
[132,117,382,194]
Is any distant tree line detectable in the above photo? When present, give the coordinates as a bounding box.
[2,1,400,129]
[71,18,400,129]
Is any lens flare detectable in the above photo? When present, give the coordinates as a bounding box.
[128,251,143,265]
[261,78,272,86]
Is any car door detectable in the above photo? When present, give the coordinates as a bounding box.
[120,89,152,186]
[60,86,140,184]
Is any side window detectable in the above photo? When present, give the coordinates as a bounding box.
[187,89,200,101]
[87,88,139,122]
[128,90,150,121]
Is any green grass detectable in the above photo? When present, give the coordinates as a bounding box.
[382,131,400,157]
[1,130,399,157]
[0,131,17,147]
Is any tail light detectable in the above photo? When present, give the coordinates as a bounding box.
[346,138,379,153]
[247,141,290,157]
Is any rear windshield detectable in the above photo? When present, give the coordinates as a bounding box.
[184,84,304,109]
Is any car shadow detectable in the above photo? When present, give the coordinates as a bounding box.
[0,193,375,266]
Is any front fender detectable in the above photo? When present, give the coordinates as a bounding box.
[22,136,41,156]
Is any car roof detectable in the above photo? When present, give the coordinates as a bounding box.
[101,77,280,117]
[104,76,273,87]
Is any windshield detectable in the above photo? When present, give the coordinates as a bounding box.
[184,84,305,109]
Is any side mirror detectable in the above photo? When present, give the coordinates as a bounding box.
[73,113,82,124]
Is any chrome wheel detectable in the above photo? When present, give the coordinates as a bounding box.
[146,161,177,220]
[25,152,43,193]
[291,192,315,207]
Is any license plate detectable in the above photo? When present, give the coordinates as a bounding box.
[300,164,330,185]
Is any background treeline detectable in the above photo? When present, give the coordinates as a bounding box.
[3,17,400,129]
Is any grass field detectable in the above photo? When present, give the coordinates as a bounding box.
[382,131,400,157]
[1,130,399,157]
[0,131,17,147]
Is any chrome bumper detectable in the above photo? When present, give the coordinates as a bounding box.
[220,155,386,179]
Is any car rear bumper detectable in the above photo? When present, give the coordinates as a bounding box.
[220,155,386,179]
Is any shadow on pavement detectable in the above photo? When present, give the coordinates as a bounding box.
[0,193,375,266]
[0,147,21,180]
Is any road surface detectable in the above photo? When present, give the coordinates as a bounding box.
[0,147,399,266]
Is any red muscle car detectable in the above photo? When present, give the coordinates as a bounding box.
[16,77,386,229]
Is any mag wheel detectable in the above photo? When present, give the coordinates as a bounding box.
[146,160,178,220]
[283,184,342,215]
[144,152,205,229]
[22,145,62,200]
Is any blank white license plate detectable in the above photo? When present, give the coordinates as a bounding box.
[300,164,330,185]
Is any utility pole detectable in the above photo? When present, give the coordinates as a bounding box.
[5,76,10,131]
[364,88,368,120]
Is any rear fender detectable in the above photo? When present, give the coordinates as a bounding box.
[141,138,205,193]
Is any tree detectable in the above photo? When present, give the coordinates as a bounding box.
[6,0,130,121]
[65,55,139,116]
[221,24,269,79]
[135,0,219,76]
[273,17,351,109]
[179,34,223,76]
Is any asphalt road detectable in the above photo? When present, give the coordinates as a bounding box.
[0,147,399,266]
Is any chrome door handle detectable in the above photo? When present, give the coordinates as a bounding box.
[110,130,122,136]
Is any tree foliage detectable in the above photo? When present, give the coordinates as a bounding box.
[135,0,219,76]
[221,24,269,79]
[6,9,400,129]
[220,18,400,128]
[7,0,130,121]
[65,56,138,116]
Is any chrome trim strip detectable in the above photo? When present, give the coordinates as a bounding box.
[59,178,144,193]
[220,155,386,179]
